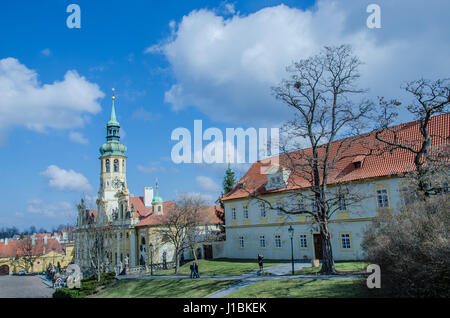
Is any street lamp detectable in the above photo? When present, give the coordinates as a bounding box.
[149,243,153,276]
[288,225,294,275]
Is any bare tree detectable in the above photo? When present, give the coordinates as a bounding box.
[156,193,215,274]
[86,229,106,281]
[375,78,450,198]
[243,45,375,274]
[17,238,39,273]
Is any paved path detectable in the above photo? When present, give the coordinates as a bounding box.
[0,275,54,298]
[116,262,363,298]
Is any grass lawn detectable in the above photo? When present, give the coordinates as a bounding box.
[294,261,369,275]
[225,278,374,298]
[93,278,237,298]
[153,258,286,276]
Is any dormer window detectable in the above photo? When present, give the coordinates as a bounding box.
[352,155,365,169]
[264,166,290,191]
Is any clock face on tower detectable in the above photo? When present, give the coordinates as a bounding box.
[112,178,122,189]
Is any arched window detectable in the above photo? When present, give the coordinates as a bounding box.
[141,237,146,245]
[105,159,110,172]
[114,159,119,172]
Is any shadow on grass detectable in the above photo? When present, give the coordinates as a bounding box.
[225,278,375,298]
[94,279,238,298]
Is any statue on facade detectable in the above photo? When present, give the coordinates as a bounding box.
[139,246,147,266]
[111,208,119,220]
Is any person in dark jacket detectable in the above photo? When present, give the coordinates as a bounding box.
[193,262,200,278]
[190,263,194,278]
[257,254,264,272]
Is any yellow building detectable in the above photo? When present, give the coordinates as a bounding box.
[0,235,74,275]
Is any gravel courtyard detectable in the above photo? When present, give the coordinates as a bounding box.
[0,276,54,298]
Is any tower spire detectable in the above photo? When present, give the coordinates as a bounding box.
[104,88,121,144]
[110,88,118,124]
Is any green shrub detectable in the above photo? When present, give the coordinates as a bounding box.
[53,287,84,298]
[53,271,117,298]
[362,194,450,297]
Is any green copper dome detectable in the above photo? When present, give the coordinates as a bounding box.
[100,90,126,157]
[152,179,163,204]
[99,142,127,156]
[152,195,163,204]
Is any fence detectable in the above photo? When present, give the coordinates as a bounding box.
[118,261,176,276]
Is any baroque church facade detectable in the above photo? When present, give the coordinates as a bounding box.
[74,91,220,274]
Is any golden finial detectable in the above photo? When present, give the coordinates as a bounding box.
[112,87,115,100]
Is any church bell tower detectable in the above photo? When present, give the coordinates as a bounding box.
[98,88,129,223]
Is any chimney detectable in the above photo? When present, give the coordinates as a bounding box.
[32,234,36,246]
[44,235,48,245]
[5,238,8,246]
[144,187,154,207]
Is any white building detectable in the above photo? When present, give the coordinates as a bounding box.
[220,113,449,261]
[75,91,222,274]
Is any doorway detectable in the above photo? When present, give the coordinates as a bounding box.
[0,264,9,275]
[313,234,323,260]
[203,245,213,260]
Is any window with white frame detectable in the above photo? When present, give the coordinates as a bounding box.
[297,198,305,212]
[271,176,281,184]
[337,194,347,211]
[299,234,308,248]
[274,235,282,248]
[259,235,266,248]
[239,236,244,248]
[341,233,351,249]
[231,207,236,220]
[260,203,266,218]
[275,201,283,216]
[400,186,415,206]
[376,189,389,208]
[311,199,319,213]
[243,206,249,219]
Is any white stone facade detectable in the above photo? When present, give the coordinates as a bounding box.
[222,176,406,261]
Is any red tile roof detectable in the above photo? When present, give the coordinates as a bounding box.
[0,238,64,258]
[223,113,450,201]
[129,196,153,219]
[136,203,222,227]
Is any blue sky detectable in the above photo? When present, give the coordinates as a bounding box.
[0,0,449,230]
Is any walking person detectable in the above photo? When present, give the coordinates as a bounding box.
[194,262,200,278]
[190,262,194,279]
[258,253,264,273]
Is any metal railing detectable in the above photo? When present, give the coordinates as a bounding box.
[118,262,176,276]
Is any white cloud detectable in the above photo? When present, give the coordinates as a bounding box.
[27,198,75,218]
[40,48,51,56]
[173,191,215,204]
[223,3,236,15]
[82,194,98,210]
[148,1,450,126]
[40,165,92,192]
[137,162,166,174]
[69,131,88,144]
[0,57,104,143]
[196,175,221,192]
